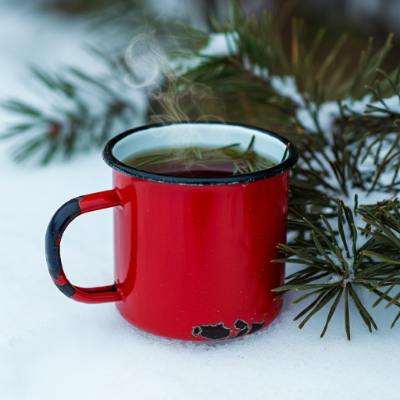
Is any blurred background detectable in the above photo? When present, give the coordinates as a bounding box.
[27,0,400,51]
[1,0,400,162]
[3,0,400,73]
[19,0,400,62]
[31,0,400,40]
[3,0,400,100]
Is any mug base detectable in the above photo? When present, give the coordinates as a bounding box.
[115,298,283,342]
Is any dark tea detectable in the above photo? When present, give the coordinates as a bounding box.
[123,136,282,178]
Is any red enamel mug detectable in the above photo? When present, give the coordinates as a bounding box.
[45,122,298,341]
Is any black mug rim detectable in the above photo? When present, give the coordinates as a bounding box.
[103,121,298,185]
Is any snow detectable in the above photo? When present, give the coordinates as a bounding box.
[326,252,355,285]
[201,32,238,57]
[328,274,344,284]
[296,101,341,133]
[270,76,304,105]
[1,2,400,399]
[171,32,238,72]
[296,94,400,134]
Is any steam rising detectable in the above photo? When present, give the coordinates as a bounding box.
[121,34,284,171]
[124,33,224,129]
[124,34,167,89]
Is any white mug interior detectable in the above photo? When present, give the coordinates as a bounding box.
[112,123,287,165]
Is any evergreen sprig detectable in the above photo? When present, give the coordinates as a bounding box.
[166,0,396,128]
[272,199,380,339]
[356,200,400,328]
[1,50,136,163]
[273,198,400,336]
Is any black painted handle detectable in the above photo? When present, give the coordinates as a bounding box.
[45,191,122,304]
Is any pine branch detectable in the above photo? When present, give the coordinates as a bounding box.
[1,52,137,164]
[0,0,162,163]
[2,0,399,165]
[274,198,400,338]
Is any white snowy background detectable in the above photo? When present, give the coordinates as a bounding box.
[1,1,400,399]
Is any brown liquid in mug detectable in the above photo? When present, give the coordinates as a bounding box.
[123,145,278,178]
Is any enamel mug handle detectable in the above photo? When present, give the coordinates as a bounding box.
[45,189,122,304]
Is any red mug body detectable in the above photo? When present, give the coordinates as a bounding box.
[45,122,298,341]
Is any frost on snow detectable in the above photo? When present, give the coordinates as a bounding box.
[172,32,239,72]
[200,32,239,57]
[270,76,304,105]
[296,94,400,134]
[326,251,355,286]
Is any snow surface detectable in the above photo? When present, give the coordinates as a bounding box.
[171,32,239,72]
[326,252,355,285]
[297,94,400,134]
[1,2,400,399]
